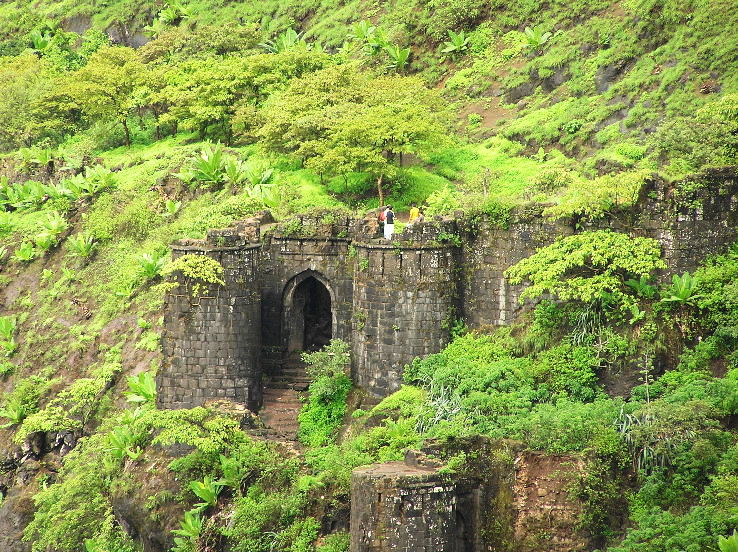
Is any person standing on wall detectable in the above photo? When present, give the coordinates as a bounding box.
[378,205,386,234]
[408,203,420,225]
[384,205,395,240]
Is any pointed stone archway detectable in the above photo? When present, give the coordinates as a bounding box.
[282,270,334,354]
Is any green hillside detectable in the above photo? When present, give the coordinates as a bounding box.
[0,0,737,551]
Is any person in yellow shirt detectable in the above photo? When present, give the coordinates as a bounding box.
[408,203,420,225]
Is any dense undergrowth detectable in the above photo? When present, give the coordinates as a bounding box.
[0,0,736,551]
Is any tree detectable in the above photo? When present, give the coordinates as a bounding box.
[161,49,331,143]
[0,53,48,151]
[71,46,145,146]
[505,230,666,311]
[258,64,447,204]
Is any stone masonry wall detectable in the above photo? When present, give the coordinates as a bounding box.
[351,240,458,398]
[158,239,262,411]
[260,235,354,378]
[349,441,593,552]
[460,208,574,328]
[350,462,459,552]
[159,167,738,410]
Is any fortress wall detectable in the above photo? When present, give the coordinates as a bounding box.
[351,241,458,398]
[157,168,738,409]
[350,462,459,552]
[460,210,574,328]
[634,168,738,276]
[260,236,354,377]
[158,240,262,411]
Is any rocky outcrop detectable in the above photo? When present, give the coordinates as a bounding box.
[349,441,594,552]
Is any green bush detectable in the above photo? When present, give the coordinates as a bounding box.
[317,532,350,552]
[423,0,486,39]
[505,230,665,313]
[298,340,353,447]
[0,375,55,428]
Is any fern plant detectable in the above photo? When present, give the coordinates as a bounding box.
[259,28,305,53]
[41,211,68,235]
[29,29,52,51]
[12,241,36,262]
[82,165,117,195]
[0,396,29,427]
[138,251,168,280]
[173,509,204,539]
[179,143,227,189]
[441,30,470,55]
[0,316,17,341]
[385,44,411,71]
[34,232,58,252]
[162,199,182,218]
[190,475,223,510]
[124,372,157,405]
[66,233,97,258]
[524,26,553,52]
[625,275,657,299]
[348,20,376,41]
[660,272,703,305]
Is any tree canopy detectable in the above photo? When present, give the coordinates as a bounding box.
[258,64,447,203]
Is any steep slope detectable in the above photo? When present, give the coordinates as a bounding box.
[0,1,736,552]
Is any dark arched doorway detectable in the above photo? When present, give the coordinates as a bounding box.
[287,276,333,353]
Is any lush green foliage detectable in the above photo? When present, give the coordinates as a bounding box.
[505,231,665,311]
[0,1,737,551]
[299,340,353,447]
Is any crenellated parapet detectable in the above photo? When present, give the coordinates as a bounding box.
[158,167,738,410]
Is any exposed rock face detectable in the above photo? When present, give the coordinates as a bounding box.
[512,452,588,551]
[0,487,34,552]
[159,167,738,409]
[595,60,633,92]
[349,442,593,552]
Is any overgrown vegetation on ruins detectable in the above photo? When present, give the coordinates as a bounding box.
[0,0,737,550]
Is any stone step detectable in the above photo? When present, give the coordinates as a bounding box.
[259,388,304,441]
[271,372,310,380]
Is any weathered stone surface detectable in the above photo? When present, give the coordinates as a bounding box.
[351,462,460,552]
[0,486,34,552]
[350,439,600,552]
[158,167,738,409]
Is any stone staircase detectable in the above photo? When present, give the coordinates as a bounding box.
[258,354,311,441]
[270,353,311,391]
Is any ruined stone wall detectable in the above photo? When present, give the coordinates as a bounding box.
[461,168,738,326]
[351,239,458,398]
[158,168,738,410]
[629,168,738,276]
[350,463,460,552]
[158,233,262,411]
[460,209,574,328]
[349,441,594,552]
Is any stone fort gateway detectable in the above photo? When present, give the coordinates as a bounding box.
[158,168,738,411]
[156,168,738,551]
